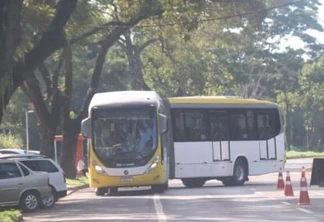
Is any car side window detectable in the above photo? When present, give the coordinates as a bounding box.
[18,163,31,176]
[21,160,58,173]
[0,162,22,179]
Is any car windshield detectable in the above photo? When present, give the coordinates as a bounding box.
[92,106,157,167]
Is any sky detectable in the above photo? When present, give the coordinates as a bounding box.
[264,1,324,51]
[293,0,324,47]
[278,0,324,50]
[310,0,324,43]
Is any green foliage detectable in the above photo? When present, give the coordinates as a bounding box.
[0,89,40,150]
[286,150,324,159]
[0,134,23,148]
[0,209,21,222]
[66,176,89,186]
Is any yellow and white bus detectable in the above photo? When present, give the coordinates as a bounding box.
[166,96,285,187]
[81,91,285,194]
[81,91,170,195]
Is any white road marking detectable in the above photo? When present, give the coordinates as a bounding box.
[297,208,313,214]
[251,188,315,215]
[280,201,291,206]
[153,194,167,222]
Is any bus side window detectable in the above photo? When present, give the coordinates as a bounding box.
[173,111,186,141]
[257,112,275,140]
[247,111,257,140]
[230,112,248,140]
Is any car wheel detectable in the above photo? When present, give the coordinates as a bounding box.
[41,189,56,208]
[20,191,40,212]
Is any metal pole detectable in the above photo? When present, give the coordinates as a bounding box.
[26,110,29,153]
[54,140,58,163]
[306,126,309,151]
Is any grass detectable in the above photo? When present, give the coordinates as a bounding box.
[286,150,324,159]
[0,209,21,222]
[66,176,89,186]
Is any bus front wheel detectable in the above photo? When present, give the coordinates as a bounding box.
[181,178,206,188]
[151,181,168,193]
[107,187,118,196]
[95,187,108,196]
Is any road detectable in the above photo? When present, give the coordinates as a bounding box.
[23,158,324,222]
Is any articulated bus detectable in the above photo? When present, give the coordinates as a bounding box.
[167,96,285,187]
[81,91,170,195]
[81,91,285,194]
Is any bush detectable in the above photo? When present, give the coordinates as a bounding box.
[0,209,22,222]
[0,134,23,148]
[286,150,324,159]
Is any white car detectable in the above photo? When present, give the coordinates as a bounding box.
[0,148,39,155]
[0,154,67,208]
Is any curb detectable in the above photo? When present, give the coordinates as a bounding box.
[66,184,89,196]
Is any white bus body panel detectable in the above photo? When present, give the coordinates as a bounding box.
[174,142,213,178]
[174,133,285,178]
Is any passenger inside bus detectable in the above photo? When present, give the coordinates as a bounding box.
[137,121,153,152]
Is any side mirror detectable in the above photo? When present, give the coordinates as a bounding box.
[81,118,92,138]
[159,114,168,134]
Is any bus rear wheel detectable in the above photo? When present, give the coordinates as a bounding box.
[222,159,248,186]
[181,178,206,188]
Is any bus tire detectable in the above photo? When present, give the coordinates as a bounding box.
[222,159,248,186]
[221,177,234,186]
[151,181,168,193]
[233,158,248,186]
[181,178,206,188]
[107,187,118,196]
[95,187,107,196]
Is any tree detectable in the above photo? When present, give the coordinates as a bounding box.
[299,56,324,151]
[0,0,23,123]
[0,0,77,123]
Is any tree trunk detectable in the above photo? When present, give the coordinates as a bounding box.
[60,119,81,178]
[39,126,56,159]
[0,0,23,123]
[120,31,150,90]
[284,92,291,151]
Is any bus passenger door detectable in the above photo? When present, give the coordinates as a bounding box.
[209,112,230,161]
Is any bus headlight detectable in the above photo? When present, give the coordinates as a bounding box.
[92,161,106,174]
[145,156,160,174]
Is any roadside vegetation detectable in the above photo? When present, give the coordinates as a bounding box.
[66,176,89,186]
[286,150,324,159]
[286,146,324,159]
[0,209,21,222]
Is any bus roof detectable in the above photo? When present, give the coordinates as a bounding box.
[168,96,278,108]
[89,91,161,109]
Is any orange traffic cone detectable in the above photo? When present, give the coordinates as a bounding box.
[301,166,306,177]
[277,167,285,189]
[298,167,311,205]
[284,170,294,196]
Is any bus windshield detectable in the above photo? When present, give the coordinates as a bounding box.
[92,106,157,168]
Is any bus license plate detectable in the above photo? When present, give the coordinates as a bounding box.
[120,177,133,182]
